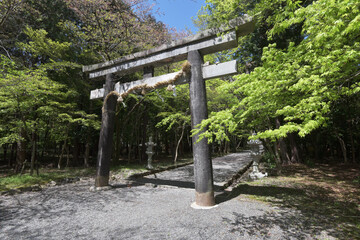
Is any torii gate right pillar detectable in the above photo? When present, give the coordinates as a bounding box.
[188,50,215,207]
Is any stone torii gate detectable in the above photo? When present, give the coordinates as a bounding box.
[83,16,254,207]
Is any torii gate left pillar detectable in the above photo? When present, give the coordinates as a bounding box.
[95,68,154,187]
[95,73,116,186]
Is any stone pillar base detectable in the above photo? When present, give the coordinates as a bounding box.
[95,175,109,187]
[195,191,215,207]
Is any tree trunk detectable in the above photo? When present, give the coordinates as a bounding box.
[65,145,70,168]
[275,118,290,165]
[3,144,8,167]
[289,133,300,163]
[174,123,186,163]
[15,129,26,173]
[40,122,50,162]
[165,137,170,156]
[315,132,321,162]
[73,139,80,166]
[10,143,16,168]
[337,134,347,163]
[348,128,356,163]
[224,139,229,154]
[273,141,282,174]
[127,143,132,164]
[58,139,67,169]
[30,131,37,176]
[20,159,27,175]
[141,104,148,163]
[84,135,90,168]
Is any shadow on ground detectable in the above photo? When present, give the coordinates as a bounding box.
[114,177,224,192]
[215,176,360,239]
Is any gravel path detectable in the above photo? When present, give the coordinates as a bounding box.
[0,152,336,240]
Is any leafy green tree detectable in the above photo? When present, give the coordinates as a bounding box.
[0,55,70,173]
[64,0,170,61]
[194,0,360,166]
[155,84,191,163]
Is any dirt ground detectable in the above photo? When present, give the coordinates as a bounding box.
[1,154,359,239]
[231,163,360,239]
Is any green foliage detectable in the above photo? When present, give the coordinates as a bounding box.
[0,55,65,143]
[156,112,190,132]
[0,175,46,191]
[64,0,170,61]
[192,109,237,143]
[195,0,360,145]
[0,168,95,191]
[153,84,191,139]
[261,151,277,169]
[18,27,72,61]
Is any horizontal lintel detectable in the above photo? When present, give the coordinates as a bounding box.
[83,15,253,74]
[90,60,237,100]
[88,31,237,79]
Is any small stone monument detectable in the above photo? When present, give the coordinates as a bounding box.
[247,133,263,156]
[144,136,156,169]
[247,132,267,180]
[249,161,268,180]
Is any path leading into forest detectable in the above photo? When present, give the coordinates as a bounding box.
[0,151,335,240]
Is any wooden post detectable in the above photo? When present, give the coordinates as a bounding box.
[188,50,215,207]
[95,73,117,187]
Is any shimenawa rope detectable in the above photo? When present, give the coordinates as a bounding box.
[102,61,191,112]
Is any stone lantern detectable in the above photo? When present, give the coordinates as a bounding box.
[144,136,156,169]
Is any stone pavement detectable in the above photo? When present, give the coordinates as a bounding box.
[0,152,336,240]
[133,152,254,190]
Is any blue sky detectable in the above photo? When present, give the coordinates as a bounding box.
[155,0,206,33]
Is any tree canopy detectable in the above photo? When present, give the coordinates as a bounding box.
[0,0,177,173]
[193,0,360,165]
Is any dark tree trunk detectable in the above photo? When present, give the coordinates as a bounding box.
[135,116,141,161]
[224,139,229,154]
[84,135,90,168]
[127,143,132,163]
[165,136,170,156]
[348,128,356,163]
[275,118,290,165]
[289,133,300,163]
[30,131,37,176]
[4,144,8,167]
[10,143,16,168]
[279,139,290,164]
[174,123,186,163]
[337,134,347,163]
[58,140,67,169]
[73,139,80,166]
[141,104,148,163]
[273,141,282,174]
[40,122,50,162]
[65,145,70,168]
[15,129,26,173]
